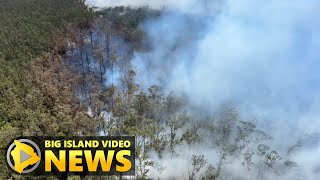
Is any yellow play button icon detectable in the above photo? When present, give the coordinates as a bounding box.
[7,139,41,174]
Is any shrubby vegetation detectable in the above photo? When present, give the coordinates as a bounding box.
[0,1,297,179]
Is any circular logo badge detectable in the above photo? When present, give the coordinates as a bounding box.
[6,139,41,174]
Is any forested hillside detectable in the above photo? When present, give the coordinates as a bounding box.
[0,1,302,180]
[0,0,94,179]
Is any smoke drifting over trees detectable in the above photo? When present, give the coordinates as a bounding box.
[0,0,319,179]
[88,0,320,179]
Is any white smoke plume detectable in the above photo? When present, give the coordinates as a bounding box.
[88,0,320,179]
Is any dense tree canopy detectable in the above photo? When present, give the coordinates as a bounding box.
[0,0,94,179]
[0,1,298,179]
[0,0,92,62]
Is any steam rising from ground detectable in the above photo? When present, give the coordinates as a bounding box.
[88,0,320,179]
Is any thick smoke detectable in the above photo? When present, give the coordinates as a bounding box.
[134,0,320,145]
[88,0,320,179]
